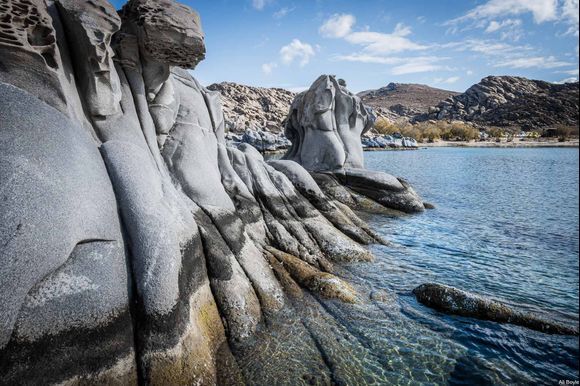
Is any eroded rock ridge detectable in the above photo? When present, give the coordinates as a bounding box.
[0,0,421,384]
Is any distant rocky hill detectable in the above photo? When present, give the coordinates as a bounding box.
[416,76,579,130]
[208,82,295,133]
[358,83,460,120]
[210,77,579,136]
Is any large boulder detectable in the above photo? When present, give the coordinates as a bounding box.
[284,75,374,170]
[414,283,579,336]
[282,75,426,213]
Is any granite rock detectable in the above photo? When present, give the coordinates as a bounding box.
[283,75,425,213]
[0,1,417,384]
[414,283,579,336]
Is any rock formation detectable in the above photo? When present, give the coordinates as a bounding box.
[417,76,579,129]
[358,82,460,121]
[283,75,426,213]
[0,0,415,384]
[414,283,579,336]
[208,81,296,133]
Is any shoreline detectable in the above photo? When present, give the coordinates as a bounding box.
[420,140,579,148]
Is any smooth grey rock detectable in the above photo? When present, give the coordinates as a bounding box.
[414,283,579,336]
[1,1,399,384]
[283,75,425,213]
[0,82,136,384]
[333,168,425,213]
[284,75,374,170]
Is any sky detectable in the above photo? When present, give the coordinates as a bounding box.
[109,0,580,93]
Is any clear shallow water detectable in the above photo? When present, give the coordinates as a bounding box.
[240,148,579,385]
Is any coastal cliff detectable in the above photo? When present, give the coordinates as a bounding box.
[0,0,423,384]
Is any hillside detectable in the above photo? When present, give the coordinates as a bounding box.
[210,77,579,135]
[358,83,460,120]
[207,82,295,133]
[416,76,579,130]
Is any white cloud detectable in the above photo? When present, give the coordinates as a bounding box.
[335,54,405,64]
[273,7,295,19]
[459,39,533,57]
[389,56,450,75]
[558,68,580,76]
[484,19,524,40]
[345,23,427,54]
[434,76,461,84]
[449,0,558,24]
[280,39,315,66]
[467,70,474,75]
[555,76,579,83]
[261,62,277,75]
[494,55,572,69]
[319,14,356,38]
[561,0,579,36]
[392,62,443,75]
[251,0,271,10]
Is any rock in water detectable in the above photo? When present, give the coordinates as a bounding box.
[282,75,426,213]
[0,0,406,384]
[413,283,579,336]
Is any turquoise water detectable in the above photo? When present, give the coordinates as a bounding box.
[240,148,579,385]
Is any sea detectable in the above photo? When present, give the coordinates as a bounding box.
[237,147,579,385]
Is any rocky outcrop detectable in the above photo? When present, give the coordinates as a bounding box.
[226,129,290,152]
[359,82,460,121]
[283,75,425,213]
[417,76,580,129]
[0,0,416,384]
[284,76,375,170]
[208,81,295,133]
[361,134,418,149]
[413,283,579,336]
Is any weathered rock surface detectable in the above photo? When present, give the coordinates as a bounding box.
[0,1,403,384]
[226,129,290,152]
[414,283,579,336]
[208,81,295,133]
[284,75,375,170]
[416,76,580,129]
[282,75,425,213]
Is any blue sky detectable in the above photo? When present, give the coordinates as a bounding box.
[110,0,579,93]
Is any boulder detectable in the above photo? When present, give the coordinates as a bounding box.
[282,75,425,213]
[413,283,578,336]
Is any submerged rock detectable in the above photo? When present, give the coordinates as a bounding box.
[413,283,579,336]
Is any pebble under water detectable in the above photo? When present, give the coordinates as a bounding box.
[238,147,579,385]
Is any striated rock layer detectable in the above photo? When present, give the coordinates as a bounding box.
[0,0,423,384]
